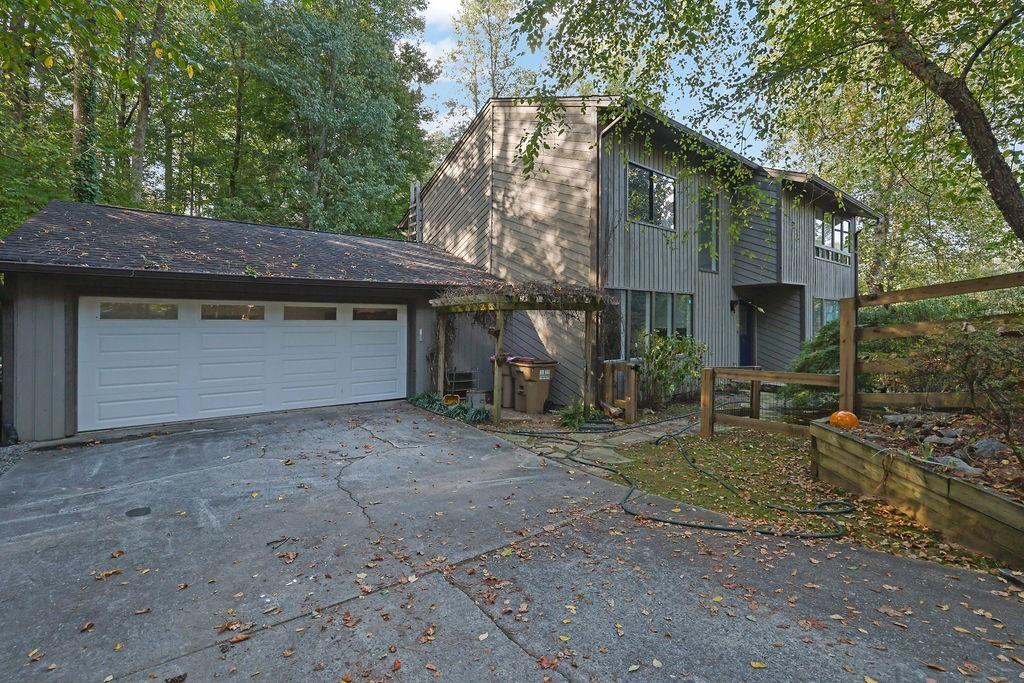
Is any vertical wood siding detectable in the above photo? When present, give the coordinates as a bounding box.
[779,189,857,339]
[733,179,780,286]
[601,133,739,367]
[738,284,804,370]
[489,102,598,404]
[12,274,69,441]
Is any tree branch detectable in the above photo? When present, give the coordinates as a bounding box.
[959,6,1021,81]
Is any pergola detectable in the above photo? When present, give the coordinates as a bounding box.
[429,290,604,422]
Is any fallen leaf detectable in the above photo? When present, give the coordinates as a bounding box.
[282,649,294,658]
[228,633,249,644]
[628,663,641,672]
[537,655,558,669]
[926,663,947,672]
[80,622,95,633]
[478,632,488,641]
[177,583,188,590]
[111,550,125,558]
[278,552,299,564]
[653,658,663,668]
[751,661,767,669]
[95,569,122,581]
[113,642,123,651]
[391,660,401,672]
[135,607,152,615]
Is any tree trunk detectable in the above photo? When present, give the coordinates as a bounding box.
[228,45,246,200]
[131,1,166,204]
[864,212,890,296]
[72,36,99,203]
[865,0,1024,243]
[163,94,174,212]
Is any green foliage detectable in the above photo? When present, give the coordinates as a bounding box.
[912,327,1024,467]
[556,399,603,430]
[519,0,1024,252]
[1,0,437,237]
[632,331,706,410]
[410,392,491,424]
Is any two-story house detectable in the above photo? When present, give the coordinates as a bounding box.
[416,97,879,405]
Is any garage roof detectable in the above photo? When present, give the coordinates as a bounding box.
[0,201,500,288]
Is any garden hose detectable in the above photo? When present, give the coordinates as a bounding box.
[482,403,855,539]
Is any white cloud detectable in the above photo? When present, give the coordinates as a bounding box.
[422,0,460,28]
[420,37,456,63]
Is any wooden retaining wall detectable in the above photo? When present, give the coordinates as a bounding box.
[809,420,1024,568]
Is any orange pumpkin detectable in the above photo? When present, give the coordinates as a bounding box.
[829,410,860,429]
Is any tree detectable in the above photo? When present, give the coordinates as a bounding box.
[519,0,1024,247]
[445,0,535,118]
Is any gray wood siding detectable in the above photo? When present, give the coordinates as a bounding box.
[421,105,493,269]
[779,189,857,338]
[732,179,780,286]
[739,285,804,371]
[11,273,69,441]
[489,102,598,405]
[601,134,739,367]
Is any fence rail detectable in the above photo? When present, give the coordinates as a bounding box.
[699,367,839,438]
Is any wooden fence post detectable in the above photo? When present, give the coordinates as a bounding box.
[624,364,638,424]
[436,313,447,395]
[583,310,595,406]
[492,310,506,423]
[750,379,761,419]
[838,297,857,412]
[700,367,715,437]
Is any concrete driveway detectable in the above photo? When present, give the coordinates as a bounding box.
[0,402,1019,682]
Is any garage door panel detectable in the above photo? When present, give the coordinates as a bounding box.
[78,298,407,431]
[97,396,179,424]
[198,360,267,382]
[96,365,180,389]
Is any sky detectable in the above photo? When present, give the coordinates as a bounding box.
[411,0,767,161]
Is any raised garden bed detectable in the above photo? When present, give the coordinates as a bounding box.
[810,420,1024,568]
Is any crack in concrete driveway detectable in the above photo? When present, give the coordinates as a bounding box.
[0,401,1019,682]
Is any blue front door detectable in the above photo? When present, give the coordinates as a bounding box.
[738,303,755,366]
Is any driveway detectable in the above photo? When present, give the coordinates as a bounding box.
[0,402,1019,682]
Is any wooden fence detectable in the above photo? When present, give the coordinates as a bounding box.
[698,270,1024,438]
[699,367,839,437]
[838,271,1024,412]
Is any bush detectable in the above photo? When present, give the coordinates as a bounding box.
[409,392,491,423]
[912,325,1024,467]
[556,399,604,430]
[632,332,707,410]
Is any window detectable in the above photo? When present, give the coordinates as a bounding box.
[698,191,720,272]
[602,289,626,360]
[201,304,265,320]
[673,294,693,338]
[353,307,398,321]
[653,293,672,336]
[813,209,852,265]
[606,290,693,358]
[627,291,650,354]
[100,302,178,320]
[626,163,675,230]
[284,305,337,321]
[812,298,840,334]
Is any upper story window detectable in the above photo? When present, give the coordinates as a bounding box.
[698,191,720,273]
[814,209,852,265]
[627,163,675,230]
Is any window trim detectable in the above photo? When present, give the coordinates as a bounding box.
[603,289,695,361]
[813,209,853,266]
[812,297,840,334]
[98,301,179,321]
[626,161,677,232]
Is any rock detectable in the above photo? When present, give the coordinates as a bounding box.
[970,437,1008,460]
[883,414,921,427]
[938,428,963,439]
[923,435,957,446]
[930,455,983,476]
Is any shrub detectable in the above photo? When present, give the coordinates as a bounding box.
[409,392,490,423]
[632,332,707,410]
[556,399,603,430]
[912,325,1024,468]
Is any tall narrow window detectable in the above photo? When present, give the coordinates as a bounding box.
[653,293,672,336]
[627,291,650,355]
[813,209,852,264]
[812,298,840,334]
[602,289,626,360]
[626,163,675,230]
[698,191,720,272]
[673,294,693,337]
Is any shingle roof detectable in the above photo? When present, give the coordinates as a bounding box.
[0,201,499,288]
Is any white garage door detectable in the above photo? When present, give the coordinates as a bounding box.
[77,297,407,431]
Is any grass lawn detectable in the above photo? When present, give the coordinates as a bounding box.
[615,428,996,570]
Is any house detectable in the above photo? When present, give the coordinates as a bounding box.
[0,97,876,443]
[412,97,879,405]
[0,201,498,442]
